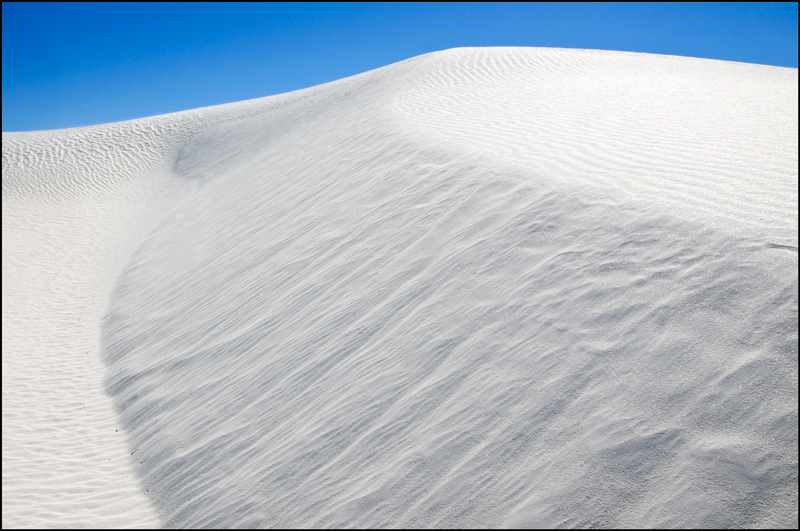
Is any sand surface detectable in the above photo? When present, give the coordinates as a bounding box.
[3,47,797,528]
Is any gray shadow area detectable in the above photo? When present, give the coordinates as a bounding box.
[102,133,798,528]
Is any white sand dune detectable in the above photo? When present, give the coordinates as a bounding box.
[2,47,797,528]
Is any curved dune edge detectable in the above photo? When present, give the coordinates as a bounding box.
[394,48,797,247]
[3,48,797,528]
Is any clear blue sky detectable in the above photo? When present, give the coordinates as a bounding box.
[3,2,798,132]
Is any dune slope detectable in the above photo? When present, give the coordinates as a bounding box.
[3,48,797,528]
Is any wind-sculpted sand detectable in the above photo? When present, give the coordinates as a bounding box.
[3,48,797,528]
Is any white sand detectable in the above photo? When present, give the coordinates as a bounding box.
[2,47,797,528]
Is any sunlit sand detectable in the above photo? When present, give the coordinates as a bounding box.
[3,47,797,528]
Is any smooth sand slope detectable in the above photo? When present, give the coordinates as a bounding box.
[3,48,797,528]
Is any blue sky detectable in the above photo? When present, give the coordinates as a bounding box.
[3,2,798,132]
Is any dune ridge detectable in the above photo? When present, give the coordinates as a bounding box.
[396,48,798,246]
[3,47,797,528]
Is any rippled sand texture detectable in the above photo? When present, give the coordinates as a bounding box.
[3,48,797,528]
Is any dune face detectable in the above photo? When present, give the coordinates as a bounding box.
[3,48,797,528]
